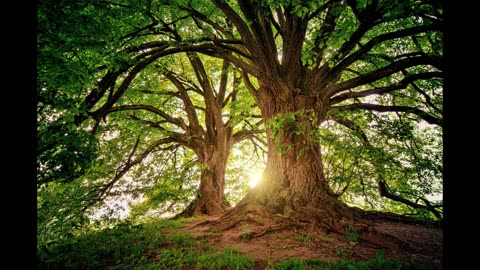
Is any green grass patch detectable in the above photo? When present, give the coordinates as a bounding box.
[37,217,435,270]
[295,233,312,243]
[196,247,255,269]
[171,231,195,247]
[345,225,359,243]
[154,216,201,229]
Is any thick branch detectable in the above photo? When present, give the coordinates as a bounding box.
[184,6,232,37]
[232,129,264,144]
[211,0,255,52]
[378,180,442,220]
[164,71,202,133]
[106,104,186,129]
[326,55,441,97]
[187,52,222,140]
[217,59,231,104]
[332,103,442,126]
[330,72,443,104]
[324,23,442,86]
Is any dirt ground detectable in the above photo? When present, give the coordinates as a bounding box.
[169,215,443,269]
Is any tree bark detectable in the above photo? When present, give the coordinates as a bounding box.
[177,144,231,217]
[175,108,237,218]
[216,82,355,232]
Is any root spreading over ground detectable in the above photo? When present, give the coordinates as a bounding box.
[172,206,442,269]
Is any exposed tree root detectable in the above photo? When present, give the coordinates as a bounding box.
[362,229,421,253]
[211,200,441,263]
[358,208,441,227]
[248,223,290,239]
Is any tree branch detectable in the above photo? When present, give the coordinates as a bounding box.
[330,71,443,104]
[331,103,442,126]
[211,0,256,52]
[326,55,442,97]
[329,113,442,220]
[233,129,265,144]
[106,104,186,129]
[96,137,178,202]
[323,23,442,85]
[164,71,202,133]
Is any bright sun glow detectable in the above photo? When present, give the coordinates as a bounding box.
[249,170,263,188]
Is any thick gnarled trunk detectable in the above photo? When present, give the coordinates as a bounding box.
[217,83,354,230]
[177,138,233,218]
[191,148,229,216]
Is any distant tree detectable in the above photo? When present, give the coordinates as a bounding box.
[88,51,263,217]
[37,0,264,245]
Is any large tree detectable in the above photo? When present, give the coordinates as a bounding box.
[151,0,443,231]
[37,0,263,223]
[38,0,442,237]
[92,51,262,216]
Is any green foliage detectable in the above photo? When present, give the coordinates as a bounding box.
[345,225,359,243]
[295,233,312,243]
[334,245,352,258]
[319,112,442,219]
[267,110,318,155]
[275,258,308,270]
[126,149,202,220]
[171,231,194,246]
[37,178,104,253]
[37,121,99,185]
[37,217,196,269]
[38,221,156,269]
[241,224,252,243]
[195,247,255,269]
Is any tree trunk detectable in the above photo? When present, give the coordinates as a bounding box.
[176,139,232,218]
[212,81,441,260]
[216,83,356,231]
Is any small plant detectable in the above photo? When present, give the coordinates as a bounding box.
[295,233,311,243]
[240,224,251,243]
[171,231,193,247]
[155,249,189,269]
[195,247,255,269]
[345,225,359,243]
[210,227,219,235]
[275,258,307,270]
[264,260,276,270]
[241,232,252,243]
[156,216,200,229]
[202,244,213,252]
[334,245,352,258]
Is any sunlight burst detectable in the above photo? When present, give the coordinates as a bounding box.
[249,170,263,188]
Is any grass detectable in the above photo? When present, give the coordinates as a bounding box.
[345,225,359,243]
[37,217,436,270]
[171,231,194,246]
[295,233,312,243]
[241,224,252,243]
[269,251,433,270]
